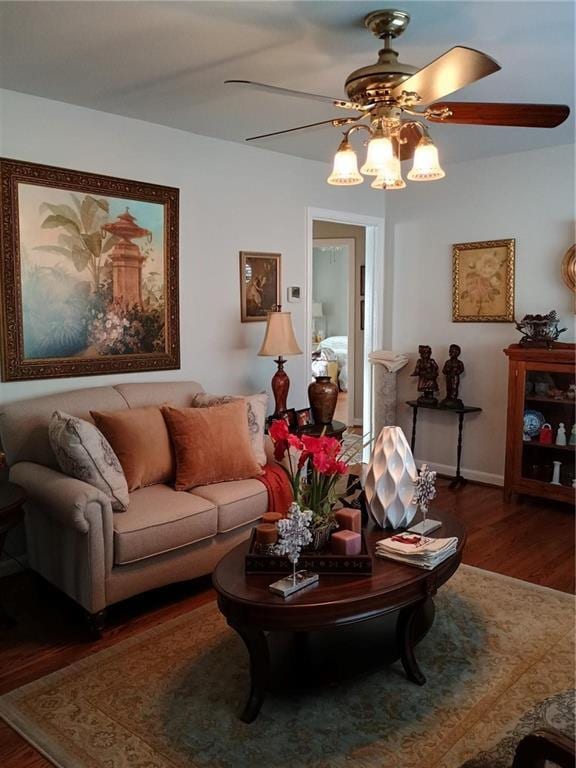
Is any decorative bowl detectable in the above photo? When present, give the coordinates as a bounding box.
[523,409,545,440]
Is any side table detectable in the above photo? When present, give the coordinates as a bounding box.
[296,420,347,441]
[0,482,27,628]
[406,401,482,488]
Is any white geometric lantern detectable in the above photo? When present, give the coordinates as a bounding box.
[365,426,418,529]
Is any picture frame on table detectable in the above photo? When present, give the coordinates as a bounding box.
[239,251,281,322]
[295,407,312,428]
[0,157,180,382]
[452,238,515,322]
[278,408,297,430]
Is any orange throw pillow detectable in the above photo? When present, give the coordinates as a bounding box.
[162,401,263,491]
[91,407,174,491]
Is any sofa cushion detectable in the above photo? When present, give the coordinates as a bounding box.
[92,407,174,491]
[162,401,263,491]
[48,411,129,512]
[113,484,217,565]
[193,479,268,533]
[190,392,268,466]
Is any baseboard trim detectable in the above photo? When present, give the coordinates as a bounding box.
[415,459,504,488]
[0,554,28,579]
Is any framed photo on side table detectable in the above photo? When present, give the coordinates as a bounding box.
[240,251,281,322]
[452,238,515,322]
[0,157,180,381]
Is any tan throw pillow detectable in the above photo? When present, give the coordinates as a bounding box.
[190,392,268,466]
[48,411,129,511]
[91,407,174,491]
[162,401,263,491]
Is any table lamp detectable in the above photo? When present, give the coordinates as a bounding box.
[258,309,302,416]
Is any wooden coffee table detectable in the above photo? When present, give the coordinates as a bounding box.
[213,509,466,722]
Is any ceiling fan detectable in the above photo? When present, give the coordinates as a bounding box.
[225,9,570,189]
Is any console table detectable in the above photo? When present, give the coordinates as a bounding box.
[406,401,482,488]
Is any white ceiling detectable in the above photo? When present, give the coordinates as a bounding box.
[0,1,574,165]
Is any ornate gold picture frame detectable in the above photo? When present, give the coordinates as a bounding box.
[239,251,281,322]
[452,238,515,322]
[0,158,180,381]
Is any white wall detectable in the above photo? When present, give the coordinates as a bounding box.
[312,248,349,338]
[0,89,385,410]
[388,143,575,484]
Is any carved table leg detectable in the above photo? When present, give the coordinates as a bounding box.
[397,601,427,686]
[229,620,270,723]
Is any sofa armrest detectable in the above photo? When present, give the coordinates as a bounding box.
[10,461,112,533]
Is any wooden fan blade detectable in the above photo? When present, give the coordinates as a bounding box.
[426,102,571,127]
[245,116,361,142]
[225,80,362,110]
[392,46,500,105]
[393,122,421,161]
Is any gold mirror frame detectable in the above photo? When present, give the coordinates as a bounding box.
[561,244,576,312]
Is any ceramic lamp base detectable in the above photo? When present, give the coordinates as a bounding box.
[269,570,319,597]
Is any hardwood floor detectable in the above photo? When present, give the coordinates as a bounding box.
[0,481,573,767]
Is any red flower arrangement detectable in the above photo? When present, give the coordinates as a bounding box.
[268,419,350,529]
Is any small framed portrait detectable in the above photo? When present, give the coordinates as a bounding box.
[278,408,297,430]
[295,407,312,428]
[239,251,281,322]
[452,239,515,322]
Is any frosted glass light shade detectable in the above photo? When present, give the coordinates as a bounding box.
[360,136,394,176]
[407,136,445,181]
[327,142,363,185]
[371,155,404,189]
[258,311,302,357]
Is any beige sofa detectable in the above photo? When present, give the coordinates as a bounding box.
[0,381,272,630]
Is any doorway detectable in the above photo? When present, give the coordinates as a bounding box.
[306,208,385,449]
[311,235,358,427]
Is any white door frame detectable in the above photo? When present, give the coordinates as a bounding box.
[305,207,386,446]
[312,237,356,426]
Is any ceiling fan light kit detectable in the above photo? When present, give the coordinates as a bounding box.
[226,8,570,192]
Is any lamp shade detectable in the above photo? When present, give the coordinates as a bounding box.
[327,138,363,186]
[407,135,445,181]
[360,136,394,176]
[258,311,302,357]
[312,302,324,318]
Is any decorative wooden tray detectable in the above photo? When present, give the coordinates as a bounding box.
[245,529,373,575]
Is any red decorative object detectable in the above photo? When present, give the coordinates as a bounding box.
[538,423,553,444]
[261,512,283,525]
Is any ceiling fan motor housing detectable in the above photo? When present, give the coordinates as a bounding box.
[346,10,417,104]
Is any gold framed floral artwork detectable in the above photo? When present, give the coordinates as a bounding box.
[452,239,515,322]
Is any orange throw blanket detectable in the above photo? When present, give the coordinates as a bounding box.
[258,464,293,517]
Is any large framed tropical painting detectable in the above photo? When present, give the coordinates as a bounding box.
[0,158,179,381]
[452,238,515,322]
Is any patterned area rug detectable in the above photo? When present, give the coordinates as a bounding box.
[0,566,574,768]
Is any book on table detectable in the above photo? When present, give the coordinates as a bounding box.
[375,532,458,570]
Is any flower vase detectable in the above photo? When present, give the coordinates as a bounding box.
[365,426,418,529]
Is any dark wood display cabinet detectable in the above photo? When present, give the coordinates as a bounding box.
[504,343,575,504]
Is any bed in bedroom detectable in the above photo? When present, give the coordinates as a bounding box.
[312,336,349,391]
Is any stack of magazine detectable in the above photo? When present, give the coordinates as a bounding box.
[375,532,458,570]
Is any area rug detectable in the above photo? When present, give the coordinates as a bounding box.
[0,566,574,768]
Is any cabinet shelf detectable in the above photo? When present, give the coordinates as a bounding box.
[522,441,575,452]
[525,396,576,405]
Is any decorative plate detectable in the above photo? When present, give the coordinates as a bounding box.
[523,409,545,439]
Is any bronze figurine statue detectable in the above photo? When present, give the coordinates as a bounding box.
[441,344,465,408]
[411,345,439,404]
